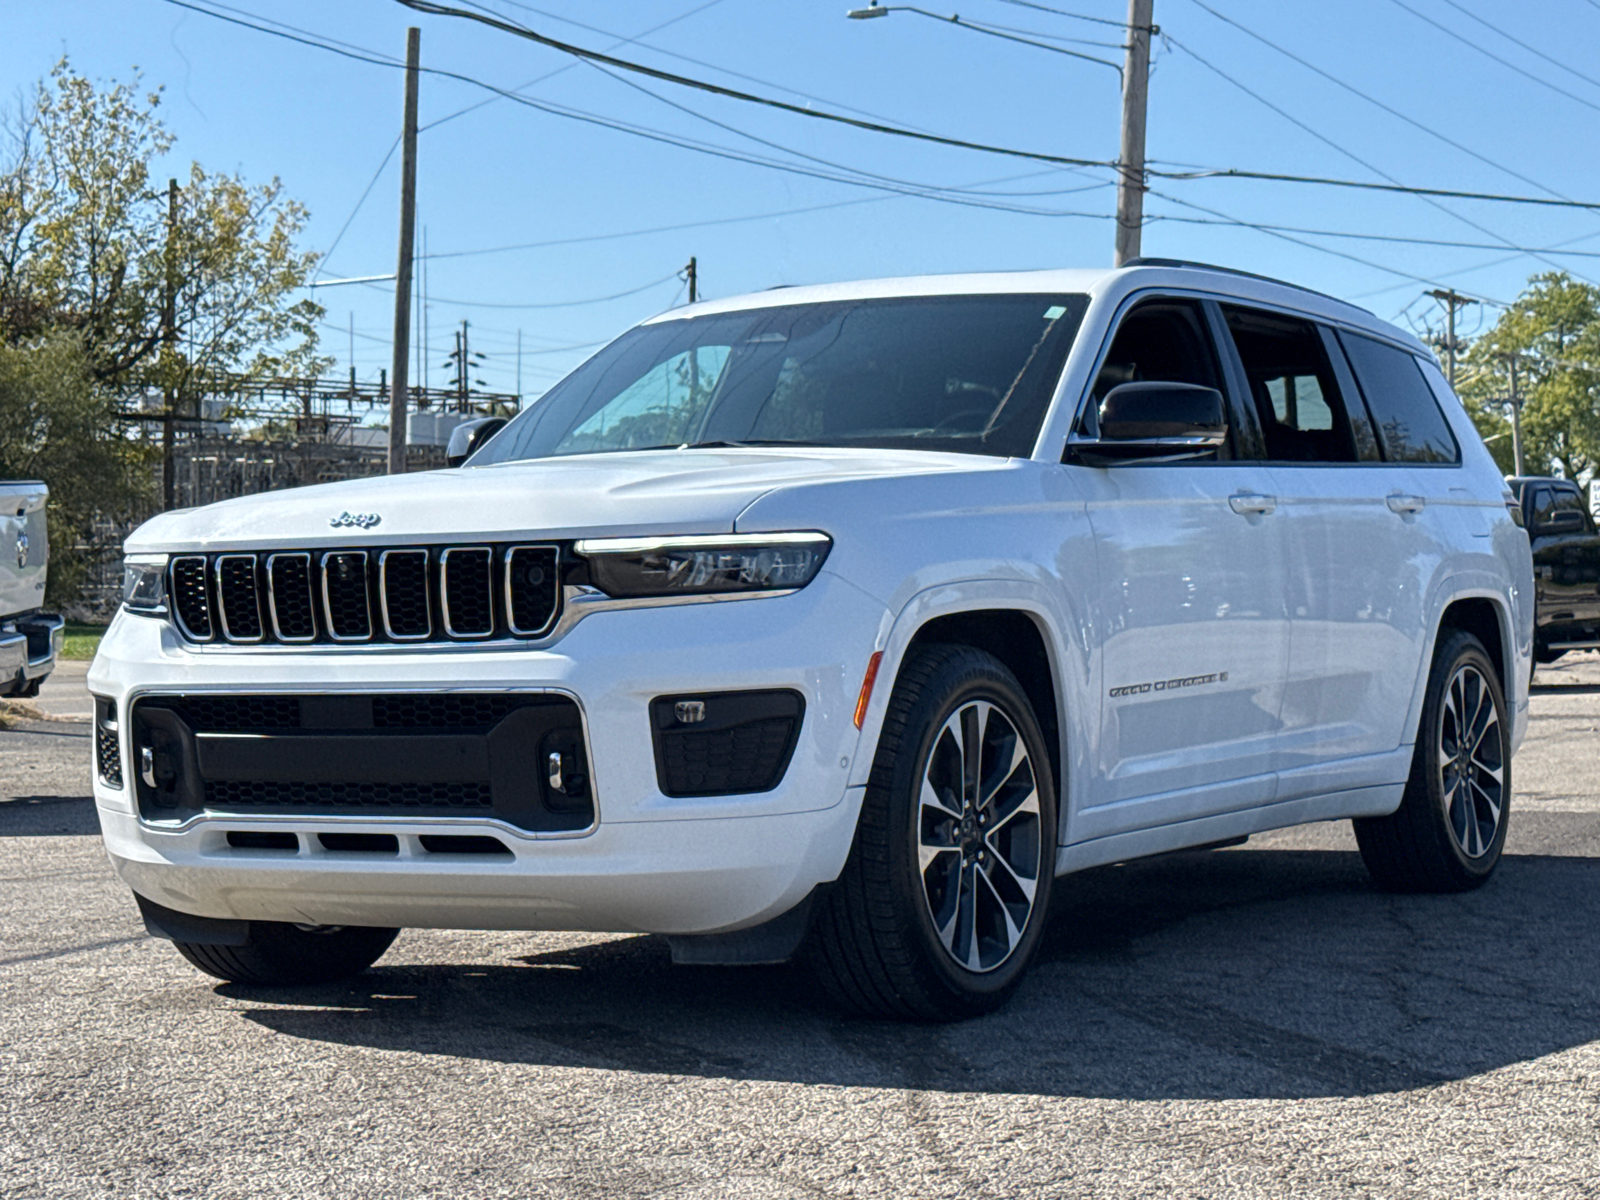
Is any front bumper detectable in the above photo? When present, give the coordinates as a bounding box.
[88,572,888,934]
[1,611,63,692]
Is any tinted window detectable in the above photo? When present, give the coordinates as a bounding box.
[1339,332,1460,463]
[472,294,1088,463]
[1532,487,1557,527]
[1222,306,1360,462]
[1091,300,1222,402]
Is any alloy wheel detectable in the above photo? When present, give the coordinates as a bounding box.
[1438,663,1504,859]
[916,699,1043,973]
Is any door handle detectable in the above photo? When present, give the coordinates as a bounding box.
[1229,492,1276,516]
[1386,493,1426,516]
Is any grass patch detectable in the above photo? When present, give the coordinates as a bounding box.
[61,621,107,661]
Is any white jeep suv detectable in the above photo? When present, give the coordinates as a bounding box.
[90,261,1532,1019]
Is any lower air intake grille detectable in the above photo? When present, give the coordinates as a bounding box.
[207,779,493,811]
[95,697,123,789]
[130,691,592,832]
[650,689,805,797]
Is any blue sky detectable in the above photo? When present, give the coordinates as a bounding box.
[7,1,1599,401]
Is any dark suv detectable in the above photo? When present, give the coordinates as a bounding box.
[1509,476,1600,671]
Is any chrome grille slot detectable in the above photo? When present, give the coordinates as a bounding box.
[322,551,373,641]
[162,544,562,646]
[379,549,432,640]
[267,553,317,642]
[441,547,494,638]
[505,545,560,636]
[215,554,264,642]
[170,556,214,641]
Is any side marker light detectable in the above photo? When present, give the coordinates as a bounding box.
[854,651,884,730]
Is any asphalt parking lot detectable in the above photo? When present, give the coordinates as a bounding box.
[3,658,1599,1198]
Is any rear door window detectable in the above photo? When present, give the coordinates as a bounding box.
[1220,306,1365,463]
[1338,332,1461,464]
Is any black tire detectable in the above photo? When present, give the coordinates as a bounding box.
[805,644,1057,1021]
[1354,629,1510,893]
[172,922,399,985]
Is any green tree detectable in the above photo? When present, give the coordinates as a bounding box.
[0,60,328,602]
[1458,273,1600,479]
[0,334,153,606]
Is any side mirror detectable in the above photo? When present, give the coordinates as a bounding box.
[1071,382,1227,464]
[1539,509,1585,534]
[447,417,508,468]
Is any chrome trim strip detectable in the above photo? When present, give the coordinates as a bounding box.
[213,554,264,644]
[378,548,433,641]
[440,546,495,639]
[265,552,317,643]
[320,551,373,642]
[173,584,798,655]
[503,543,562,638]
[168,555,215,642]
[126,683,601,840]
[574,531,831,555]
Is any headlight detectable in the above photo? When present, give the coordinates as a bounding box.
[574,533,831,598]
[122,555,169,614]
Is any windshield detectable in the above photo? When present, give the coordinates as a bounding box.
[471,293,1089,464]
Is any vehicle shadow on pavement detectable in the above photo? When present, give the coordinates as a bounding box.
[0,797,99,837]
[227,846,1600,1101]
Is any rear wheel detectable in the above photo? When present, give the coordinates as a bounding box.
[806,644,1057,1021]
[1354,630,1509,892]
[173,922,399,985]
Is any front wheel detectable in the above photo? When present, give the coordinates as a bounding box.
[1354,629,1509,892]
[805,644,1057,1021]
[173,922,399,985]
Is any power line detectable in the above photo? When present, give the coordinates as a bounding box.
[1186,0,1588,205]
[421,178,1097,262]
[390,0,1118,168]
[361,270,682,310]
[1162,32,1597,285]
[314,136,400,281]
[1387,0,1600,115]
[1148,213,1600,260]
[472,0,948,133]
[421,0,730,133]
[163,0,1600,218]
[1148,188,1507,305]
[989,0,1134,30]
[1434,0,1600,93]
[161,0,1121,220]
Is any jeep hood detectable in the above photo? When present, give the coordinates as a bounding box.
[125,447,1009,552]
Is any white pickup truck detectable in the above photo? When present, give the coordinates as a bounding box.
[0,480,64,698]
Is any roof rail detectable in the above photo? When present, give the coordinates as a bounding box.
[1120,257,1374,317]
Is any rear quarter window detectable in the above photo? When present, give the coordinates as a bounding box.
[1339,331,1460,464]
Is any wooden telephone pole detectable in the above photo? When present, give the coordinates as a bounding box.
[160,178,179,510]
[1113,0,1155,266]
[388,27,421,475]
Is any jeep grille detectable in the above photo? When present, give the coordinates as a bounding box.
[167,545,561,645]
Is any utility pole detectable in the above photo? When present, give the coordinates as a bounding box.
[516,328,522,404]
[686,256,698,303]
[1427,288,1477,389]
[1507,353,1526,476]
[1114,0,1155,267]
[388,26,421,475]
[161,178,179,511]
